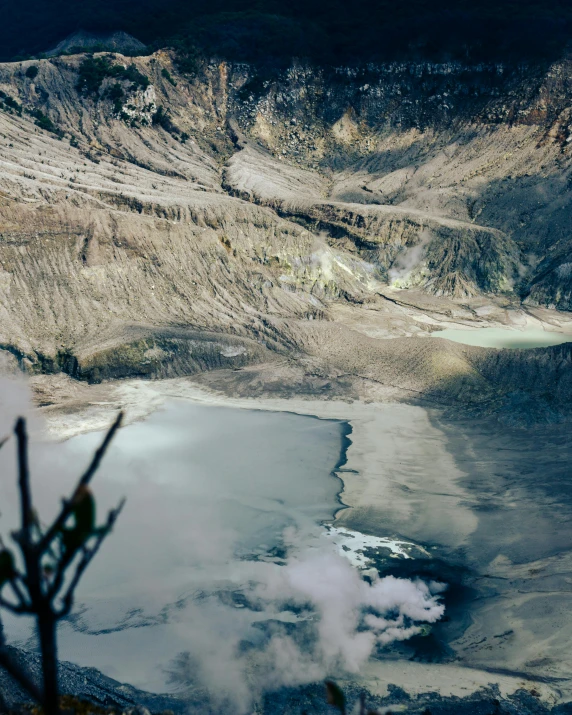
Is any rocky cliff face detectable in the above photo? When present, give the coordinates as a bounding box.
[226,60,572,305]
[0,51,570,406]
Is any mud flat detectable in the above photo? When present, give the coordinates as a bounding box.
[21,377,570,707]
[333,404,572,695]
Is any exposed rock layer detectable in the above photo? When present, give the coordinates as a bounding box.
[0,52,571,407]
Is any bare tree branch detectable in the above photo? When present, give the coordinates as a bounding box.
[0,412,125,715]
[8,578,28,608]
[0,594,30,614]
[14,419,32,545]
[57,498,125,618]
[47,494,126,601]
[39,412,123,555]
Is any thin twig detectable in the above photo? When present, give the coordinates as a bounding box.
[9,578,28,608]
[47,492,125,601]
[14,419,32,545]
[0,595,30,614]
[57,498,125,617]
[75,412,123,487]
[39,412,123,554]
[0,412,126,714]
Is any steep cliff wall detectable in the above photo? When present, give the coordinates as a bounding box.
[0,51,570,405]
[226,60,572,306]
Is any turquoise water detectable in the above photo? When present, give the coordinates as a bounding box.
[431,326,572,349]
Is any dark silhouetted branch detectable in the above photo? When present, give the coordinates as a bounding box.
[14,418,32,545]
[0,594,29,614]
[0,412,125,715]
[57,498,125,617]
[39,412,123,555]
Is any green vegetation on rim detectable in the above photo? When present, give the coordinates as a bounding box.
[77,56,149,95]
[30,108,61,135]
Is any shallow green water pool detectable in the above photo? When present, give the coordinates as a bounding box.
[431,326,572,349]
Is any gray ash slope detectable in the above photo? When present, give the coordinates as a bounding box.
[2,646,572,715]
[0,51,572,407]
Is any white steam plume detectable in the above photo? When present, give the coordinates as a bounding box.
[0,376,446,713]
[389,229,433,285]
[169,531,445,711]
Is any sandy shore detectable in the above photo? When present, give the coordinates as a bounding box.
[29,374,572,706]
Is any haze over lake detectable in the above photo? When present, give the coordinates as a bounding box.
[1,394,571,704]
[0,402,345,691]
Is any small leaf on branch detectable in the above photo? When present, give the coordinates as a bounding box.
[61,487,97,557]
[72,486,96,534]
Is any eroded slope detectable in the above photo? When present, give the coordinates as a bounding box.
[0,51,570,410]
